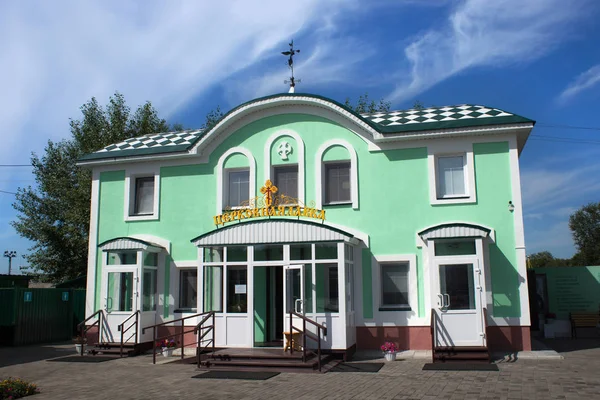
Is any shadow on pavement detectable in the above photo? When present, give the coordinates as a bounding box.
[539,338,600,353]
[0,342,75,368]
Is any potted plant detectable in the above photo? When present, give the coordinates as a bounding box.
[381,341,398,361]
[73,335,87,355]
[157,338,177,357]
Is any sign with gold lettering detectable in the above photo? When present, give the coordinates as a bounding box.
[213,180,326,226]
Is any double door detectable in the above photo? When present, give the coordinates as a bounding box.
[431,257,486,347]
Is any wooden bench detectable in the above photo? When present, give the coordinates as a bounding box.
[570,312,600,338]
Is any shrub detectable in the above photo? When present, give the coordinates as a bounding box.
[0,377,40,399]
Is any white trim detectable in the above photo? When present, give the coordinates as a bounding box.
[315,139,358,209]
[264,130,305,204]
[124,164,160,221]
[191,96,379,158]
[428,147,476,205]
[129,234,171,253]
[508,135,531,326]
[216,147,256,214]
[85,170,100,318]
[173,260,198,268]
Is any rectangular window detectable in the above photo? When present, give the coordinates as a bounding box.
[203,247,224,263]
[134,177,155,215]
[142,268,157,312]
[316,263,339,312]
[107,271,134,312]
[227,266,247,313]
[290,244,311,260]
[325,162,351,204]
[315,243,337,260]
[434,239,476,256]
[381,263,409,308]
[179,269,198,310]
[107,251,137,265]
[274,165,298,200]
[228,170,249,207]
[437,156,466,198]
[254,245,284,261]
[203,266,223,312]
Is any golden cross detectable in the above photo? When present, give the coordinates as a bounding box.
[260,180,278,207]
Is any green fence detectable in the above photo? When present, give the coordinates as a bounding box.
[0,288,86,346]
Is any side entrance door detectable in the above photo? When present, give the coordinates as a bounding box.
[101,267,138,343]
[431,257,486,347]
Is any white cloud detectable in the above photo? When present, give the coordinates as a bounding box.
[388,0,585,103]
[0,0,356,170]
[557,64,600,103]
[526,220,574,258]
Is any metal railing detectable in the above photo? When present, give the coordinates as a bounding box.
[288,311,327,371]
[142,311,215,365]
[77,309,103,356]
[118,310,140,358]
[194,312,216,368]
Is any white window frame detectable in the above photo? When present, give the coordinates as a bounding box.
[315,139,358,209]
[216,147,256,213]
[224,167,251,209]
[177,268,198,312]
[264,130,305,204]
[374,254,417,312]
[323,161,352,205]
[124,165,160,221]
[428,143,476,205]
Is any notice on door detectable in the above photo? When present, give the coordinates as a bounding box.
[235,285,247,294]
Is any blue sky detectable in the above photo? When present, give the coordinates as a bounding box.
[1,0,599,274]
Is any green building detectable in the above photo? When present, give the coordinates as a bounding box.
[79,93,534,355]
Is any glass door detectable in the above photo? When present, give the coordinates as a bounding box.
[283,265,304,351]
[102,268,138,343]
[432,258,485,347]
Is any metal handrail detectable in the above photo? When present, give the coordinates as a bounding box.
[142,311,215,365]
[483,307,490,359]
[77,309,103,356]
[288,311,328,371]
[118,310,140,358]
[430,308,435,363]
[194,312,216,368]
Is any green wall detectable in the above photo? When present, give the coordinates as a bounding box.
[95,113,521,319]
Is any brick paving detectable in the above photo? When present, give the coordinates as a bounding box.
[1,338,599,400]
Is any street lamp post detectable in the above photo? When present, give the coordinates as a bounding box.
[4,251,17,275]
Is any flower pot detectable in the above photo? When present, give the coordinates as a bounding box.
[384,352,396,362]
[162,347,174,357]
[75,343,87,355]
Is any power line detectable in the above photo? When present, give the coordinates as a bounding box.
[529,134,600,145]
[0,189,17,195]
[536,123,600,131]
[0,164,32,167]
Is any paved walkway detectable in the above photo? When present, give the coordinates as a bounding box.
[1,338,599,399]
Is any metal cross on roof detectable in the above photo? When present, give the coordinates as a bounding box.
[282,40,300,92]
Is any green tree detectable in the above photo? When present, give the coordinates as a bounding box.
[344,93,391,114]
[569,202,600,265]
[11,92,186,282]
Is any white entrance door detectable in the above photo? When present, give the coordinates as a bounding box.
[432,258,485,347]
[101,267,138,343]
[283,265,305,346]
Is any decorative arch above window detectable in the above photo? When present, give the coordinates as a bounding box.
[216,147,256,214]
[315,139,358,209]
[264,130,305,204]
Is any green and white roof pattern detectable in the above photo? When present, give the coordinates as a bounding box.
[360,105,514,127]
[96,130,203,154]
[80,94,533,162]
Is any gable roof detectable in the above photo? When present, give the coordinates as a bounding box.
[79,93,534,163]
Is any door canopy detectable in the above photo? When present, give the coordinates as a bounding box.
[191,219,357,246]
[98,237,164,252]
[418,223,494,242]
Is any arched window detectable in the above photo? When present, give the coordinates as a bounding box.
[315,140,358,209]
[216,148,256,213]
[264,130,305,204]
